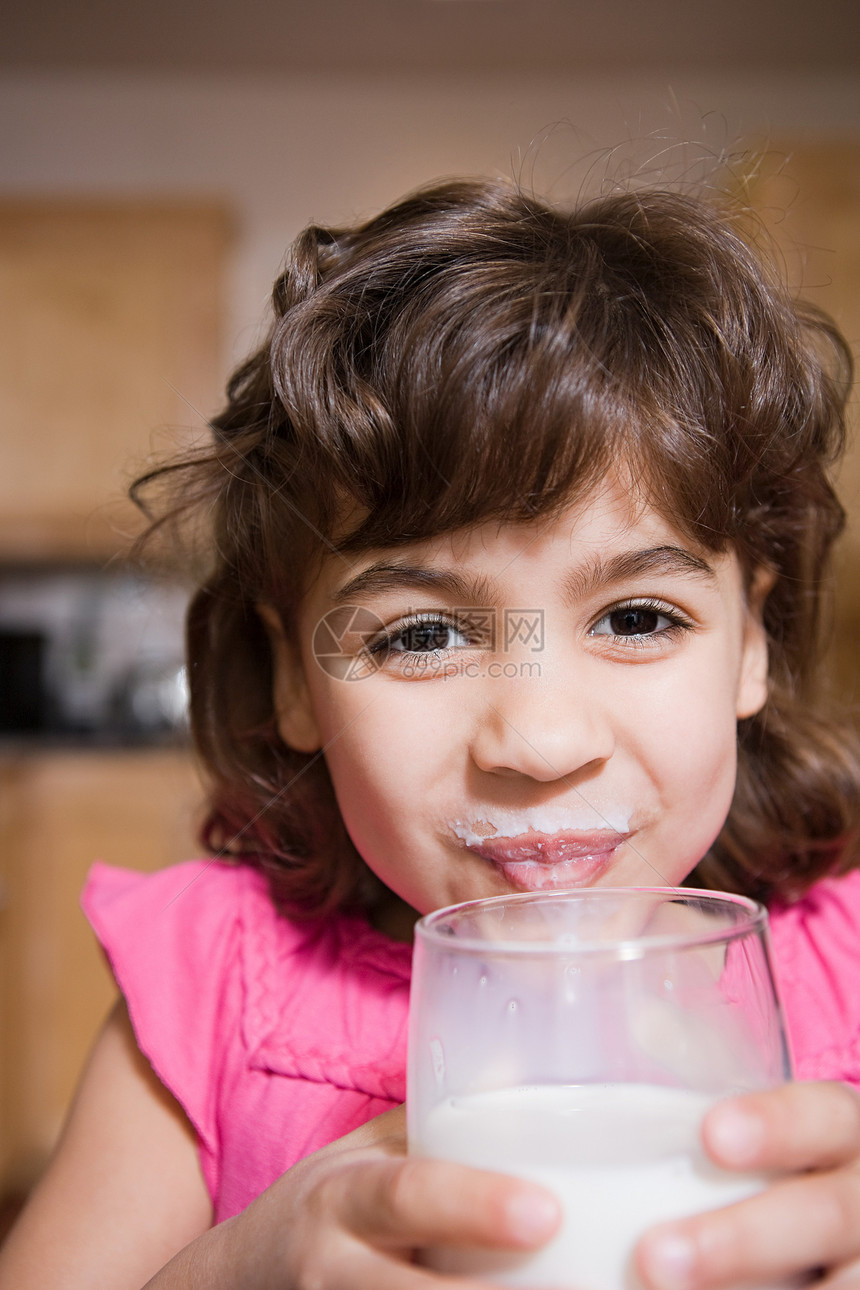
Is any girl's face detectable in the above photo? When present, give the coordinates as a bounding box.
[267,479,770,926]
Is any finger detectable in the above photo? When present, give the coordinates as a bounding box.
[818,1254,860,1289]
[314,1238,545,1290]
[327,1156,561,1252]
[703,1082,860,1173]
[285,1207,539,1290]
[636,1163,860,1290]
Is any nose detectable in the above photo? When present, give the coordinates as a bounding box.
[468,659,615,783]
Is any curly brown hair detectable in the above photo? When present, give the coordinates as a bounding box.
[133,178,860,916]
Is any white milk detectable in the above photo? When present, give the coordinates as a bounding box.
[416,1083,787,1290]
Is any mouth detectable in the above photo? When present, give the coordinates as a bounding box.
[467,830,632,891]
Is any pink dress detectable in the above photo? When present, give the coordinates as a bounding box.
[82,860,860,1223]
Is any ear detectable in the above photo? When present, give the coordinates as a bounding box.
[256,603,322,753]
[735,567,775,721]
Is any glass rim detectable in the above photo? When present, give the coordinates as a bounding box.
[415,886,769,958]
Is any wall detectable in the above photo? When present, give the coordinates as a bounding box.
[2,68,858,385]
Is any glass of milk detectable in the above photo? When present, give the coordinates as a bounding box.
[407,887,791,1290]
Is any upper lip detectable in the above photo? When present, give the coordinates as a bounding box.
[467,829,630,865]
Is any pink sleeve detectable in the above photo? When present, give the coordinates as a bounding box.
[769,870,860,1088]
[81,860,251,1169]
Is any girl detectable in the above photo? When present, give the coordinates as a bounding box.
[3,178,860,1290]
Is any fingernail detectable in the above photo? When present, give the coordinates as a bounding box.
[640,1230,697,1290]
[505,1187,561,1244]
[708,1103,764,1166]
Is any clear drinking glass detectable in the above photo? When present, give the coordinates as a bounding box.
[408,887,792,1290]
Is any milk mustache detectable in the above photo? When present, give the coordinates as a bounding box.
[417,1082,789,1290]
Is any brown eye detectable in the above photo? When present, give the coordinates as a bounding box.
[398,622,454,651]
[608,608,662,636]
[589,601,685,642]
[373,616,472,656]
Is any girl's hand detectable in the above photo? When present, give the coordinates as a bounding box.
[636,1081,860,1290]
[0,1000,558,1290]
[146,1103,561,1289]
[219,1104,561,1289]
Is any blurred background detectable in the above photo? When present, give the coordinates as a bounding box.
[1,0,859,1225]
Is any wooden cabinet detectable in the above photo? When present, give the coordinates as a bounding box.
[0,748,204,1195]
[0,204,230,1197]
[0,202,232,560]
[0,205,231,1197]
[743,143,860,704]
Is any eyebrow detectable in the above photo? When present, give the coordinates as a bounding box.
[330,545,716,608]
[330,563,494,607]
[562,546,717,601]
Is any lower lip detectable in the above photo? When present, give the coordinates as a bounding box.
[469,838,626,891]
